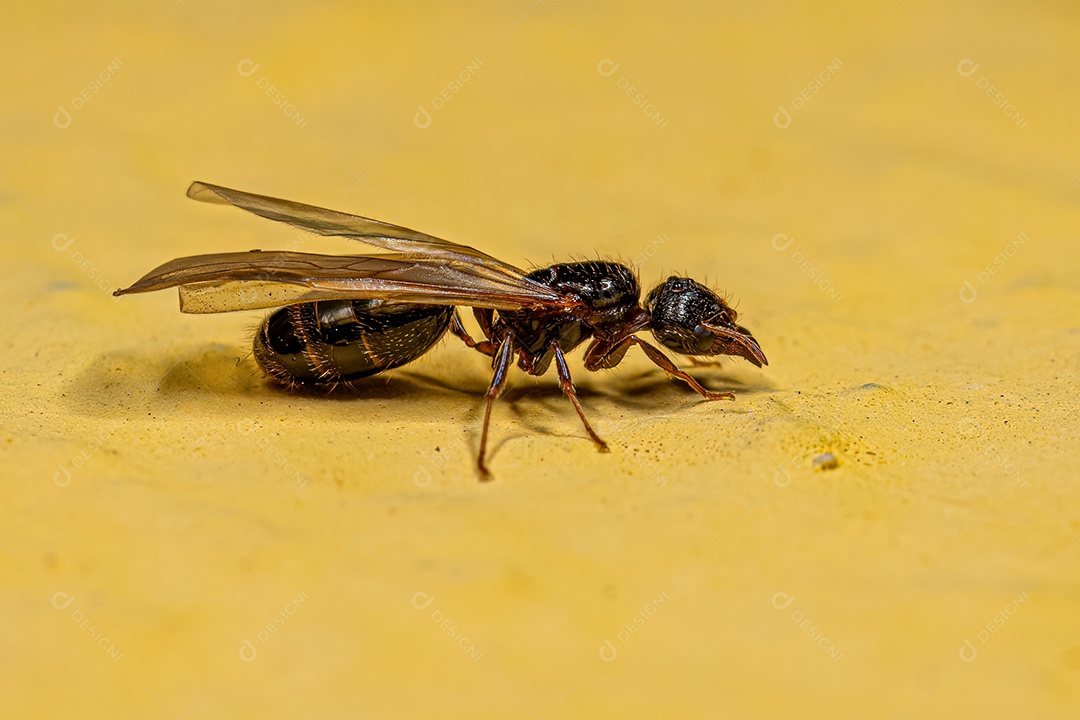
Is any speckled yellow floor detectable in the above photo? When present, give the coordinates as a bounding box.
[2,2,1078,718]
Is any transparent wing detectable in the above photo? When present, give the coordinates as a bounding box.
[187,181,526,279]
[114,250,565,314]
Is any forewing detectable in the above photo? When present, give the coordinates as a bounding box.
[114,251,565,314]
[187,182,526,278]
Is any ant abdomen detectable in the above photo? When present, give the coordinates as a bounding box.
[253,299,452,386]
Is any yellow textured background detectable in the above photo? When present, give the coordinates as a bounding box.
[3,1,1078,717]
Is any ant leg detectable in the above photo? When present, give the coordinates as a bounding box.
[627,337,735,401]
[687,357,723,368]
[477,337,514,479]
[583,337,629,371]
[450,310,496,356]
[551,342,609,453]
[473,308,494,338]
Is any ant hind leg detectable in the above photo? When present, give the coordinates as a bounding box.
[450,310,497,356]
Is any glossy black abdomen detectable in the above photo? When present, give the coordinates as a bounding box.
[253,299,452,385]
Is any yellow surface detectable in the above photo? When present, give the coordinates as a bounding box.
[3,2,1079,717]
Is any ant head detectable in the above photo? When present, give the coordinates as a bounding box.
[645,276,767,367]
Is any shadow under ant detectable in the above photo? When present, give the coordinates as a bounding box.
[67,342,773,432]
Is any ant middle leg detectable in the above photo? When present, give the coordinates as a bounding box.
[473,308,494,339]
[477,337,515,479]
[551,342,609,452]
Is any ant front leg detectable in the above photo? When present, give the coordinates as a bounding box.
[450,310,497,356]
[550,342,608,453]
[628,337,734,401]
[588,336,734,401]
